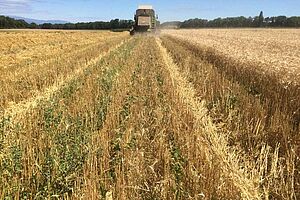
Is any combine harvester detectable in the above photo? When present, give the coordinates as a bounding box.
[130,5,158,35]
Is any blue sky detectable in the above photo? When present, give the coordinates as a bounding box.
[0,0,299,22]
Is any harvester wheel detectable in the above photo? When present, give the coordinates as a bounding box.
[130,29,135,36]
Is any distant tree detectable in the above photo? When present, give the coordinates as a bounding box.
[110,19,119,29]
[273,16,288,27]
[181,18,208,28]
[258,11,264,27]
[40,23,52,29]
[63,23,76,29]
[287,16,300,27]
[29,22,38,29]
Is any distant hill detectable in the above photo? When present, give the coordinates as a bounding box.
[9,16,69,25]
[0,15,34,28]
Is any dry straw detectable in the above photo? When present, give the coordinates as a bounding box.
[156,37,261,199]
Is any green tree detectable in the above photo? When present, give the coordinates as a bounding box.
[287,16,300,27]
[29,22,38,29]
[259,11,264,27]
[40,23,53,29]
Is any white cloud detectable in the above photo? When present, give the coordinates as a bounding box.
[0,0,34,14]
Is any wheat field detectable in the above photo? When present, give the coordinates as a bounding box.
[0,29,299,199]
[162,29,300,84]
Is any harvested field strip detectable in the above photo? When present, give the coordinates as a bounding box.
[156,38,260,199]
[161,36,300,134]
[160,36,298,199]
[2,38,132,121]
[0,31,125,71]
[1,39,102,75]
[0,37,138,198]
[0,35,129,109]
[3,35,125,78]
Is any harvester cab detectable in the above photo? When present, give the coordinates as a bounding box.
[130,5,158,35]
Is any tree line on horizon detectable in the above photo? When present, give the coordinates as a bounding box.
[1,12,300,30]
[0,16,134,30]
[40,19,134,30]
[162,12,300,28]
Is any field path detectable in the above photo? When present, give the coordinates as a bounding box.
[156,37,261,199]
